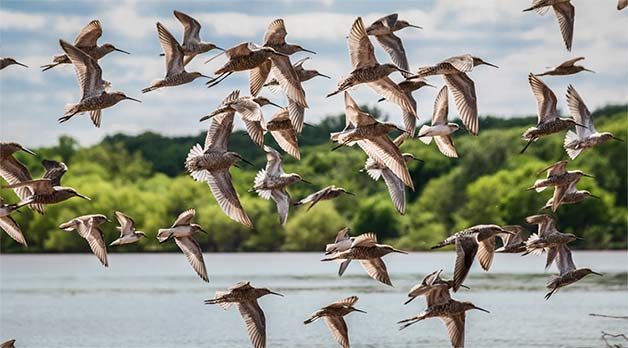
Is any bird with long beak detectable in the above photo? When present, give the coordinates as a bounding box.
[535,57,594,76]
[0,142,44,214]
[545,244,602,300]
[0,58,28,70]
[294,185,354,211]
[527,161,595,204]
[304,296,366,348]
[59,214,109,267]
[166,10,225,65]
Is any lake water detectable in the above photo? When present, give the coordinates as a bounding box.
[1,252,627,348]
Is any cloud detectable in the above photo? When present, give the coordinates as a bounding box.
[0,10,47,31]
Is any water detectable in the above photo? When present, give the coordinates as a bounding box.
[1,252,627,348]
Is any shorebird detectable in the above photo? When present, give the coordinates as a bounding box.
[418,85,460,158]
[205,42,288,92]
[327,17,416,122]
[527,160,594,210]
[0,58,28,70]
[58,40,140,127]
[535,57,593,76]
[520,74,583,153]
[495,225,527,254]
[542,180,598,210]
[523,0,575,51]
[545,244,602,300]
[0,339,16,348]
[204,281,283,348]
[0,142,43,214]
[304,296,366,348]
[294,185,353,211]
[165,10,224,65]
[404,269,467,306]
[332,92,414,191]
[4,178,90,208]
[253,146,308,225]
[200,90,281,147]
[0,198,26,247]
[325,227,354,276]
[397,297,489,347]
[41,20,129,72]
[361,134,417,214]
[415,54,498,136]
[321,232,407,286]
[59,214,109,267]
[523,214,578,269]
[266,107,300,159]
[432,224,511,291]
[157,208,208,282]
[109,211,145,246]
[366,13,422,78]
[142,23,210,93]
[620,0,628,10]
[563,85,623,159]
[188,93,254,228]
[379,78,434,136]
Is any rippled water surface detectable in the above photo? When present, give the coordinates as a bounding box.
[1,252,627,347]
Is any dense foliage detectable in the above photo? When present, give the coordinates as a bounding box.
[2,105,626,253]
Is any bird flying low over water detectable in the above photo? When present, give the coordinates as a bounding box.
[109,211,146,246]
[523,214,578,269]
[166,10,224,65]
[0,142,44,214]
[325,227,354,277]
[544,244,602,300]
[527,160,595,211]
[0,58,28,70]
[495,225,528,254]
[294,185,354,211]
[58,40,140,127]
[266,107,301,159]
[304,296,366,348]
[157,208,209,282]
[523,0,575,51]
[41,20,129,72]
[59,214,109,267]
[142,23,210,93]
[205,281,283,348]
[0,198,27,247]
[417,85,460,158]
[404,269,468,306]
[535,57,593,76]
[542,180,598,211]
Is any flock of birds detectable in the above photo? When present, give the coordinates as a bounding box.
[0,2,626,348]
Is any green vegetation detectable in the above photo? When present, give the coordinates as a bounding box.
[1,105,626,253]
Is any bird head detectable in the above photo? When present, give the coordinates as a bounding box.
[91,214,109,224]
[200,43,225,53]
[465,302,490,313]
[69,189,91,201]
[191,224,207,234]
[191,72,211,80]
[253,96,282,108]
[581,268,603,277]
[382,63,411,76]
[395,20,422,30]
[112,92,142,103]
[448,123,461,131]
[600,132,624,142]
[472,56,498,68]
[383,245,408,255]
[102,43,130,55]
[136,231,147,238]
[573,170,595,179]
[5,58,28,68]
[565,233,579,243]
[338,187,355,195]
[1,142,36,157]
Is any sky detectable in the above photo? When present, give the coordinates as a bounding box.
[0,0,626,147]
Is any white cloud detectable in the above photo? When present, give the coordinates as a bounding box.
[0,10,47,30]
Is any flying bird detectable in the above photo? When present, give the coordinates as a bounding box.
[417,85,460,158]
[378,78,434,136]
[0,58,28,70]
[304,296,366,348]
[523,0,575,51]
[266,107,301,159]
[0,142,43,214]
[5,178,90,208]
[535,57,593,76]
[542,180,598,210]
[324,227,354,277]
[41,20,128,71]
[545,244,602,300]
[527,160,595,210]
[109,211,146,246]
[404,269,467,306]
[294,185,354,211]
[523,214,578,269]
[59,214,109,267]
[204,281,283,348]
[166,10,224,65]
[0,198,27,247]
[495,225,527,254]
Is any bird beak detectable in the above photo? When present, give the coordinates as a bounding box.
[425,82,437,88]
[21,147,37,156]
[300,179,312,185]
[460,284,470,290]
[77,193,91,201]
[583,68,595,73]
[199,228,208,234]
[583,173,595,178]
[397,68,414,75]
[199,115,213,122]
[612,136,624,142]
[269,102,283,108]
[114,48,130,55]
[474,306,490,313]
[393,248,408,254]
[239,157,254,166]
[408,24,423,29]
[345,191,355,196]
[316,72,331,79]
[215,46,225,51]
[204,51,225,64]
[591,271,603,276]
[125,96,142,103]
[574,122,588,129]
[15,62,29,68]
[484,61,499,68]
[269,291,284,297]
[301,48,317,54]
[353,308,367,314]
[589,194,601,200]
[377,97,385,103]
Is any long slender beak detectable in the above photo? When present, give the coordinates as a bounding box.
[589,194,601,200]
[582,173,595,178]
[377,97,386,103]
[591,271,603,276]
[114,48,130,55]
[574,122,588,129]
[269,102,282,108]
[239,157,254,166]
[77,193,91,201]
[425,82,437,88]
[474,306,490,313]
[198,228,208,234]
[353,308,367,314]
[583,68,595,73]
[215,46,225,51]
[15,62,29,68]
[460,284,470,290]
[302,48,316,54]
[344,191,355,196]
[269,291,284,297]
[316,72,331,79]
[204,51,225,64]
[200,74,212,79]
[393,248,408,254]
[612,136,624,142]
[199,115,213,122]
[397,68,414,75]
[484,62,499,68]
[409,24,423,29]
[21,147,37,156]
[125,96,142,103]
[300,179,312,185]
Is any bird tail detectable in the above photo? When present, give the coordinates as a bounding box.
[417,125,433,144]
[205,292,232,310]
[397,315,425,330]
[563,131,582,159]
[156,229,173,243]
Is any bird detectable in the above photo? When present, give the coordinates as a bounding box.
[619,0,628,10]
[41,159,68,186]
[266,107,301,159]
[59,214,109,267]
[397,297,489,347]
[4,178,90,208]
[293,185,354,211]
[535,57,593,76]
[0,142,44,214]
[527,161,595,210]
[544,244,602,300]
[432,224,511,291]
[166,10,224,65]
[542,180,598,210]
[495,225,527,254]
[0,198,27,247]
[142,23,210,93]
[253,146,309,225]
[325,227,354,277]
[563,85,623,159]
[188,93,254,228]
[109,211,146,246]
[303,296,366,348]
[57,40,140,127]
[404,269,468,306]
[332,92,414,191]
[378,78,435,136]
[200,90,282,147]
[156,208,209,282]
[520,73,583,153]
[415,54,498,136]
[327,17,416,122]
[321,232,407,286]
[523,214,578,269]
[417,85,460,158]
[41,20,129,71]
[360,134,418,214]
[0,339,16,348]
[523,0,575,51]
[204,281,283,348]
[365,13,422,78]
[0,58,28,70]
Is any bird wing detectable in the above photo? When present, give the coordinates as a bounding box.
[425,286,452,307]
[441,314,465,348]
[269,111,300,160]
[401,92,417,135]
[566,85,596,137]
[434,135,458,158]
[553,2,575,51]
[114,211,135,237]
[352,232,378,247]
[0,215,27,246]
[59,40,105,100]
[74,20,103,49]
[77,219,108,267]
[371,13,399,29]
[443,54,474,72]
[550,182,571,212]
[0,156,44,213]
[557,56,585,68]
[263,19,287,45]
[269,55,308,107]
[343,92,377,127]
[287,98,305,134]
[432,85,449,125]
[263,146,284,175]
[205,109,234,152]
[348,17,377,69]
[174,10,202,45]
[225,42,254,59]
[237,300,267,348]
[156,23,185,78]
[358,137,413,190]
[444,73,478,135]
[375,33,410,75]
[174,236,208,282]
[528,73,558,124]
[206,169,253,228]
[41,159,67,186]
[335,227,351,243]
[454,236,478,291]
[477,237,496,271]
[359,258,392,286]
[323,316,350,348]
[525,214,556,237]
[330,295,359,308]
[501,225,525,246]
[230,281,253,291]
[171,208,196,227]
[537,160,568,177]
[271,188,290,225]
[296,187,325,205]
[381,168,405,215]
[5,178,55,195]
[367,77,416,117]
[555,244,576,275]
[249,59,272,97]
[243,119,266,147]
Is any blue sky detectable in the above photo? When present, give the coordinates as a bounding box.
[1,0,626,147]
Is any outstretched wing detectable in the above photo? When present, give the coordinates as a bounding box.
[74,20,103,49]
[237,300,267,348]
